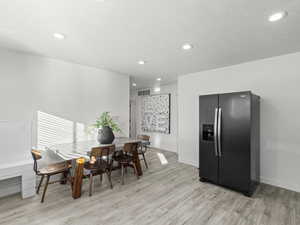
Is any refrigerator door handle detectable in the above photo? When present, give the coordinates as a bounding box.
[218,108,222,157]
[214,108,218,157]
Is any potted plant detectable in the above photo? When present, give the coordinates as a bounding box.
[93,112,121,144]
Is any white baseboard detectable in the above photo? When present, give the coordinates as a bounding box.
[178,158,198,168]
[260,176,300,193]
[150,146,178,154]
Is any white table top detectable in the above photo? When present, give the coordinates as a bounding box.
[47,137,146,161]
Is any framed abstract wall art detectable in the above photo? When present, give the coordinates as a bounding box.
[141,94,170,134]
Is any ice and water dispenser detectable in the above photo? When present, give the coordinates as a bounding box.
[202,124,214,141]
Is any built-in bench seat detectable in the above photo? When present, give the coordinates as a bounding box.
[0,161,35,199]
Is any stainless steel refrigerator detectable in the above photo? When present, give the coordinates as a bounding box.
[199,91,260,196]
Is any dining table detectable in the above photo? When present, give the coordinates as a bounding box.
[47,137,148,198]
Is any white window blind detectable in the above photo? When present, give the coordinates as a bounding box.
[76,122,97,141]
[76,122,87,142]
[37,111,74,150]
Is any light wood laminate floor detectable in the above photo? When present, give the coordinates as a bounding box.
[0,148,299,225]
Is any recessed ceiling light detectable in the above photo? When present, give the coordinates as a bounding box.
[53,33,65,40]
[156,78,161,81]
[154,87,161,92]
[268,11,287,22]
[132,83,137,87]
[138,60,146,65]
[182,43,193,50]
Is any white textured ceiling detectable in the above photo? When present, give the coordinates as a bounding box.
[0,0,300,88]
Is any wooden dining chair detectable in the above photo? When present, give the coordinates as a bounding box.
[31,149,71,203]
[113,142,140,185]
[137,135,150,169]
[84,145,115,196]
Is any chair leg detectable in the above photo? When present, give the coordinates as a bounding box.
[100,173,103,185]
[141,151,148,169]
[121,165,125,185]
[67,169,74,192]
[41,175,50,203]
[132,163,139,180]
[89,173,93,197]
[106,171,113,189]
[37,175,44,194]
[60,170,68,184]
[118,162,122,175]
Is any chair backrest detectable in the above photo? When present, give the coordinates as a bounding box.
[137,135,150,141]
[90,144,115,165]
[123,142,139,155]
[31,149,42,174]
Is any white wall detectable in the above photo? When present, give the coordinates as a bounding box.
[132,83,178,152]
[0,48,130,142]
[0,121,31,166]
[178,52,300,193]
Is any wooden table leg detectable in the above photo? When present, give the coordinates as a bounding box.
[132,150,143,176]
[72,159,84,199]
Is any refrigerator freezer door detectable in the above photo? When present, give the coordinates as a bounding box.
[218,92,251,192]
[199,94,219,183]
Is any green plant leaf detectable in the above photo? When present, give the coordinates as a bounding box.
[92,112,121,133]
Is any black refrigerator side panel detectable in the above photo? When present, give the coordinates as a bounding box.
[218,91,251,193]
[199,95,219,184]
[250,94,260,192]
